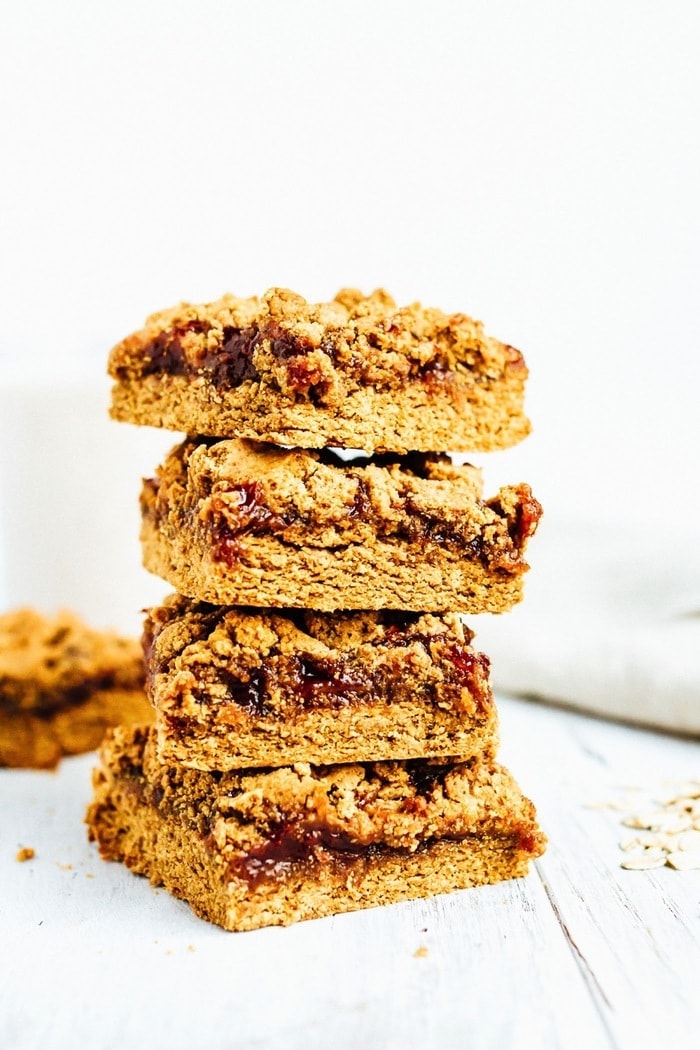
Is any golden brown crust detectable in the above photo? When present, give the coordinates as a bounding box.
[86,724,546,930]
[0,607,152,769]
[140,438,541,613]
[108,288,530,453]
[0,689,153,770]
[0,607,144,711]
[143,595,499,770]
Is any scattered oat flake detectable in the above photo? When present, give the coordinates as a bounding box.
[594,779,700,872]
[414,946,429,959]
[621,812,662,830]
[659,815,694,834]
[678,831,700,851]
[16,847,35,862]
[667,851,700,871]
[620,850,667,871]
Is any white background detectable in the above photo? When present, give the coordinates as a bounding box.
[1,0,699,624]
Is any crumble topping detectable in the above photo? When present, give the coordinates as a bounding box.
[0,608,144,713]
[109,287,527,403]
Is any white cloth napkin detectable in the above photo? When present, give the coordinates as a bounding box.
[468,517,700,735]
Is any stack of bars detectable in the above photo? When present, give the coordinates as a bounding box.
[87,287,546,932]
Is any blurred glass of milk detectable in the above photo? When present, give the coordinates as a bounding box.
[0,361,176,637]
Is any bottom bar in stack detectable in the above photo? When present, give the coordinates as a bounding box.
[86,724,546,932]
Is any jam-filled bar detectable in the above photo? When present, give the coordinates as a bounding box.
[143,595,499,771]
[140,438,541,613]
[86,724,546,931]
[0,608,152,769]
[108,287,530,455]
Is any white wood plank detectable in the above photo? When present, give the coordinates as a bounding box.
[498,696,700,1048]
[4,697,699,1049]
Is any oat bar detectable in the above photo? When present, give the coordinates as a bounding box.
[108,287,530,454]
[143,595,499,770]
[0,607,152,769]
[86,724,546,931]
[141,438,541,613]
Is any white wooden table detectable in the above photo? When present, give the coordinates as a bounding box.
[2,695,699,1050]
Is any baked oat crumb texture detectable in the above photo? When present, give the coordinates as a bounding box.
[109,287,530,453]
[141,438,542,612]
[86,725,546,931]
[143,595,499,770]
[0,607,152,769]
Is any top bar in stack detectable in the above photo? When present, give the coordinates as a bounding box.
[108,287,530,454]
